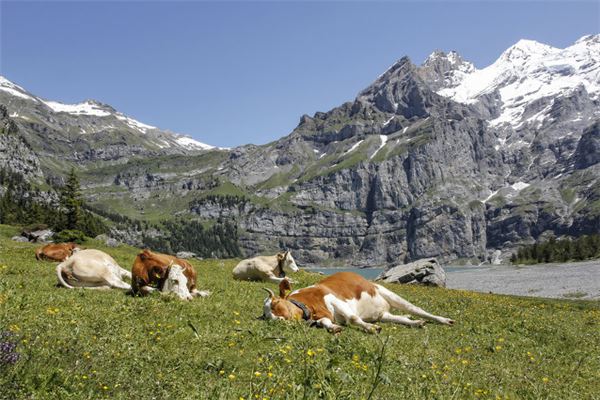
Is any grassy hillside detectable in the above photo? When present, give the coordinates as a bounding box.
[0,224,599,399]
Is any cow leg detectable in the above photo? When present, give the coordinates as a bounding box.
[329,298,381,334]
[84,286,112,290]
[191,289,210,298]
[267,274,286,284]
[376,285,454,326]
[380,312,425,328]
[106,277,132,290]
[315,318,343,334]
[140,285,157,295]
[120,268,132,280]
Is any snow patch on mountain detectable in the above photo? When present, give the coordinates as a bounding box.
[437,35,600,127]
[175,136,214,150]
[115,115,156,133]
[0,76,38,101]
[43,100,112,117]
[345,140,364,155]
[370,135,388,160]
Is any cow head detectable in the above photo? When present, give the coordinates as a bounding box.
[137,249,170,284]
[162,264,192,300]
[262,279,303,321]
[277,251,299,274]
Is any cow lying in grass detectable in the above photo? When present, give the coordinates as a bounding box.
[131,249,209,298]
[233,251,299,283]
[56,249,131,290]
[262,272,454,333]
[36,242,81,262]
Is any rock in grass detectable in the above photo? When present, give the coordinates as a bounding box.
[176,251,196,259]
[11,236,29,242]
[22,229,54,243]
[95,234,120,247]
[376,258,446,287]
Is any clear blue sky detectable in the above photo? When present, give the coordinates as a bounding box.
[1,1,598,147]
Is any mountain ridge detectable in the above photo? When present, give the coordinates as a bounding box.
[1,35,599,266]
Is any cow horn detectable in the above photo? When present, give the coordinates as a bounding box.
[262,288,275,299]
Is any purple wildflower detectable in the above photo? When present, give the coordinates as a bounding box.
[0,330,20,367]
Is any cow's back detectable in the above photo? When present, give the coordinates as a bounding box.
[317,272,377,300]
[64,249,120,282]
[232,256,276,280]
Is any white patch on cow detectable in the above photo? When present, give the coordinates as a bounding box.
[283,251,299,273]
[324,291,390,324]
[263,297,276,320]
[162,264,192,300]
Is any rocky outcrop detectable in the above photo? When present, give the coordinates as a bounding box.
[574,122,600,169]
[375,258,446,287]
[0,105,44,181]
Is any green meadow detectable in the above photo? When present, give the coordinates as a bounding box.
[0,224,599,400]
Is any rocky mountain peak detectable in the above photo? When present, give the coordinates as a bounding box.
[418,50,475,91]
[356,57,435,118]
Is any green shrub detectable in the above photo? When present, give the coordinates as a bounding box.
[53,229,86,244]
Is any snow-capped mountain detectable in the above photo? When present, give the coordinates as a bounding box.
[1,35,598,266]
[435,34,600,128]
[0,75,214,154]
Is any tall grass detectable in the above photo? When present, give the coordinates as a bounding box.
[0,224,599,399]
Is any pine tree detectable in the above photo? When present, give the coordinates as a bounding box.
[60,168,82,230]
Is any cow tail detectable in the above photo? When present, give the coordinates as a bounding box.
[35,248,43,261]
[56,263,75,289]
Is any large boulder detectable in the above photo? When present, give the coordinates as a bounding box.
[22,229,54,243]
[375,258,446,287]
[11,236,29,243]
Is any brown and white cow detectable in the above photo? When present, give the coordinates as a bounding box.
[36,242,81,262]
[262,272,454,333]
[56,249,131,290]
[131,249,209,297]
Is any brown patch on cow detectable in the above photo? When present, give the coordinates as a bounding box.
[35,243,79,262]
[316,272,377,300]
[269,272,377,322]
[131,249,197,295]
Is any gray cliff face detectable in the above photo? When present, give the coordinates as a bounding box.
[1,37,599,266]
[0,105,44,182]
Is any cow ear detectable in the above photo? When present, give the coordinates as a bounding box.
[140,249,151,260]
[279,278,291,298]
[277,253,285,261]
